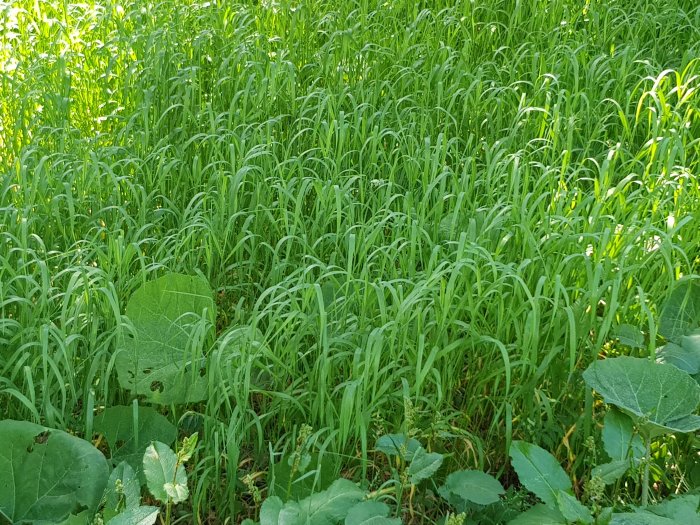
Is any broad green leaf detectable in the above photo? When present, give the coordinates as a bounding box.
[107,506,160,525]
[345,501,402,525]
[508,504,566,525]
[143,441,188,504]
[375,434,422,460]
[103,461,141,521]
[647,493,700,524]
[591,460,632,485]
[610,512,677,524]
[94,405,176,472]
[602,409,644,461]
[297,478,365,525]
[555,490,593,524]
[115,273,215,404]
[659,279,700,342]
[259,496,284,525]
[583,356,700,438]
[509,441,571,507]
[407,448,443,484]
[0,420,109,523]
[438,469,505,507]
[611,324,645,349]
[656,332,700,374]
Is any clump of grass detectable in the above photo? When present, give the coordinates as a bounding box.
[1,0,699,521]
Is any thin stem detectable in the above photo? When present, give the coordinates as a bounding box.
[642,438,651,507]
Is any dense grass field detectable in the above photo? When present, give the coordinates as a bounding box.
[1,0,700,522]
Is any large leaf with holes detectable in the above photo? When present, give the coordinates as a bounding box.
[659,279,700,342]
[509,441,571,507]
[583,357,700,438]
[115,273,215,404]
[94,405,176,473]
[0,420,109,523]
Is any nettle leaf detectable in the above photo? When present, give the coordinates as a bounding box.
[656,331,700,375]
[94,405,176,472]
[107,506,160,525]
[509,441,571,507]
[375,434,422,460]
[508,504,566,525]
[0,420,109,523]
[438,470,505,507]
[345,501,402,525]
[602,409,644,462]
[103,461,141,521]
[115,273,215,404]
[407,448,443,484]
[583,356,700,438]
[143,441,188,504]
[555,490,593,524]
[659,279,700,342]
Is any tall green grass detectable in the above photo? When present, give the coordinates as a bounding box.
[1,0,700,521]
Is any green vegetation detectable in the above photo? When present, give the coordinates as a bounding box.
[1,0,700,522]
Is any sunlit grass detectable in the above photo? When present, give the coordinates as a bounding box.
[1,0,699,521]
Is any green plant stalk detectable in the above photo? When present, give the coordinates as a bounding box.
[642,438,651,507]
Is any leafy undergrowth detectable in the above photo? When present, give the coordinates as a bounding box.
[1,0,700,522]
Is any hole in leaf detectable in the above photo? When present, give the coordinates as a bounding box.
[34,430,51,444]
[151,380,164,393]
[143,368,152,374]
[199,367,206,377]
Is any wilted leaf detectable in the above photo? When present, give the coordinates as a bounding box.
[0,420,109,523]
[509,441,571,507]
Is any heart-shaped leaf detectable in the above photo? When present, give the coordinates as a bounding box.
[583,356,700,438]
[0,420,109,523]
[115,273,215,404]
[509,441,571,507]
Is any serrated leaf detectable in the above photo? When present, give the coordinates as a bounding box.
[143,441,188,504]
[659,279,700,342]
[107,506,160,525]
[345,501,402,525]
[602,409,644,462]
[509,441,571,507]
[408,448,443,484]
[375,434,422,460]
[555,490,593,524]
[115,273,215,404]
[94,405,176,472]
[591,460,632,485]
[103,461,141,521]
[508,504,566,525]
[0,420,109,523]
[583,356,700,438]
[438,469,505,507]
